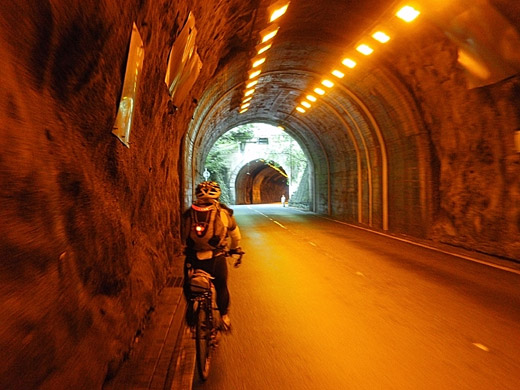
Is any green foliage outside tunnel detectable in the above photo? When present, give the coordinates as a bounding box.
[205,123,307,205]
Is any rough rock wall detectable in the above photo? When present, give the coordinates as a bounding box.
[0,0,256,388]
[389,25,520,260]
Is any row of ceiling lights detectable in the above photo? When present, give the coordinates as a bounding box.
[239,1,291,114]
[295,3,421,114]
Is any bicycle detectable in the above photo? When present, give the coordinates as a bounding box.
[188,251,243,381]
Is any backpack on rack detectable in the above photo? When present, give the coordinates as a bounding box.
[186,202,228,251]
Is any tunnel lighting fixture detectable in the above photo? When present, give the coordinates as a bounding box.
[246,79,258,89]
[296,106,306,113]
[242,96,252,104]
[332,69,345,78]
[269,1,290,22]
[356,44,373,56]
[372,31,390,43]
[256,42,272,55]
[244,88,255,97]
[396,5,420,22]
[342,58,357,68]
[321,79,334,88]
[260,24,280,43]
[277,125,285,130]
[252,57,266,68]
[313,87,325,95]
[301,101,311,108]
[249,69,261,79]
[241,102,250,109]
[306,94,317,102]
[239,109,248,114]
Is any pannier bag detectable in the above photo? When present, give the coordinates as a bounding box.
[189,269,213,294]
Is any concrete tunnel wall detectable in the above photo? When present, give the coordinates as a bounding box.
[1,1,520,389]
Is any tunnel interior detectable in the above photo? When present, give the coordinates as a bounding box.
[1,1,520,389]
[235,159,289,204]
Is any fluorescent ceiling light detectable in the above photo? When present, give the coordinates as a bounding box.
[301,101,311,108]
[296,107,306,113]
[260,24,280,43]
[249,70,261,79]
[306,94,317,102]
[342,58,357,68]
[257,42,272,55]
[241,102,250,109]
[239,108,248,113]
[396,5,420,22]
[332,69,344,78]
[356,44,373,55]
[314,87,325,95]
[252,57,266,68]
[244,88,255,96]
[372,31,390,43]
[269,2,290,22]
[246,79,258,89]
[242,96,252,103]
[321,79,334,88]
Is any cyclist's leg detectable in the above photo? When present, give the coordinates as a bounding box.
[184,255,199,326]
[211,254,230,315]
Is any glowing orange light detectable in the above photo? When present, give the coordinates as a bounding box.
[332,69,345,78]
[252,57,266,68]
[306,94,317,102]
[249,70,261,79]
[396,5,420,22]
[342,58,357,68]
[257,43,272,55]
[356,44,373,55]
[246,79,258,89]
[296,107,306,113]
[372,31,390,43]
[321,79,334,88]
[270,2,290,22]
[314,87,325,95]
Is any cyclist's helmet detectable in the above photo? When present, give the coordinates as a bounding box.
[195,181,221,200]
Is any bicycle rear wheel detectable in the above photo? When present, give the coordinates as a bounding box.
[195,302,212,381]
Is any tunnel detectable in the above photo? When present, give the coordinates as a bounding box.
[234,159,290,204]
[1,0,520,388]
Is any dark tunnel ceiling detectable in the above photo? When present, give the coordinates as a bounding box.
[238,0,399,117]
[191,0,408,152]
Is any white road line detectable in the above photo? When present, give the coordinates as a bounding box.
[320,216,520,275]
[273,221,287,229]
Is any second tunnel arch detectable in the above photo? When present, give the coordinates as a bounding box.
[233,158,289,204]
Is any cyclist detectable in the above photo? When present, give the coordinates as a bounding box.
[182,181,243,329]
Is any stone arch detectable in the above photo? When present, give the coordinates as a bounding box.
[234,159,289,204]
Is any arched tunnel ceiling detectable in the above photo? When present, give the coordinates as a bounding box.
[188,0,409,159]
[184,0,520,238]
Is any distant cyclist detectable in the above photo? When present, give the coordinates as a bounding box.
[182,181,243,329]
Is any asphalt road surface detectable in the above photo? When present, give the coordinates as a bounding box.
[192,204,520,390]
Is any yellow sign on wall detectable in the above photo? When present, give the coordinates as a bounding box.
[165,12,202,107]
[113,23,145,147]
